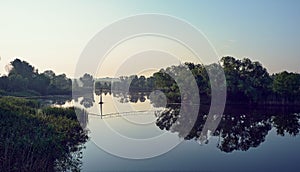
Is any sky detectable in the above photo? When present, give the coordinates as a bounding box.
[0,0,300,77]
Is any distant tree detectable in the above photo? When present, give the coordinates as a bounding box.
[187,63,210,95]
[80,73,94,88]
[137,76,146,90]
[129,75,139,91]
[48,74,72,94]
[0,76,8,91]
[220,56,241,96]
[58,74,71,88]
[6,59,37,92]
[8,74,29,91]
[272,71,300,101]
[0,59,72,95]
[43,70,55,80]
[146,76,155,91]
[153,69,174,91]
[30,73,51,94]
[9,59,36,79]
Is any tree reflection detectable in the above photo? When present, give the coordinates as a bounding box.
[217,113,271,152]
[80,92,95,108]
[273,113,300,136]
[111,91,150,104]
[102,88,300,153]
[155,104,300,153]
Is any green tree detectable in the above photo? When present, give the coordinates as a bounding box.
[186,62,210,95]
[49,74,72,94]
[146,76,155,91]
[7,59,36,92]
[8,74,29,91]
[30,73,51,94]
[221,56,272,103]
[43,70,55,80]
[137,76,146,90]
[0,76,8,91]
[9,58,36,79]
[272,71,300,102]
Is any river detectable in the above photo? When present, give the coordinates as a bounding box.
[54,93,300,172]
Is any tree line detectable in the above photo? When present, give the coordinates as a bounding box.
[95,56,300,105]
[0,59,72,96]
[221,56,300,104]
[1,57,299,104]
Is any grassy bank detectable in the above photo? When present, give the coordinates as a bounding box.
[0,97,88,171]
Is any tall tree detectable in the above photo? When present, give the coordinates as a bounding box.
[221,56,272,103]
[9,59,36,79]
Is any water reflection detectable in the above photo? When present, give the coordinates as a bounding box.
[79,93,95,108]
[156,104,300,153]
[75,108,89,130]
[74,88,300,154]
[273,113,300,136]
[99,91,300,152]
[37,96,73,107]
[78,87,151,108]
[111,91,149,104]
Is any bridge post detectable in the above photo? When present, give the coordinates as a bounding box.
[99,93,103,119]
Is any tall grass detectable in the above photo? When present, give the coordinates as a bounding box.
[0,97,88,171]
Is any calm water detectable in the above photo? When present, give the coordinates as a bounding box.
[59,93,300,172]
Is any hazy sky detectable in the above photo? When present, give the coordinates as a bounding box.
[0,0,300,77]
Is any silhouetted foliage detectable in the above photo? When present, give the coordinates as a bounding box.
[155,104,300,153]
[272,71,300,102]
[95,56,300,105]
[0,59,72,96]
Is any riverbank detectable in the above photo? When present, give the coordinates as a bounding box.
[0,96,88,171]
